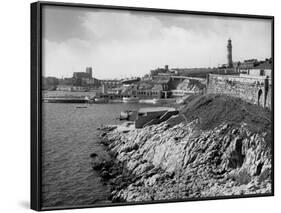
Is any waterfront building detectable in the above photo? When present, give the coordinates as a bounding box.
[56,85,73,91]
[133,77,172,99]
[134,80,161,99]
[135,85,163,99]
[95,93,123,100]
[56,85,88,92]
[170,90,189,97]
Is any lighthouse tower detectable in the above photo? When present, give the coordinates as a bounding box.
[227,38,233,68]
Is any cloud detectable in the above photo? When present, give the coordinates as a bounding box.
[42,6,90,42]
[42,39,93,78]
[42,7,272,79]
[81,10,165,43]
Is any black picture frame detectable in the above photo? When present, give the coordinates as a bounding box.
[31,1,274,211]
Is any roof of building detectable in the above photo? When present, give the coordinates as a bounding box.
[137,81,154,90]
[153,78,170,84]
[239,62,257,69]
[151,84,163,90]
[253,60,272,70]
[152,76,171,84]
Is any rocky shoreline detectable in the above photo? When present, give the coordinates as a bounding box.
[90,95,272,203]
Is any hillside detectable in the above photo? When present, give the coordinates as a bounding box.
[170,94,271,132]
[92,94,273,202]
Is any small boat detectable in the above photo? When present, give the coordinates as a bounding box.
[94,97,108,103]
[120,110,137,121]
[152,98,160,104]
[152,98,177,104]
[120,110,132,120]
[123,97,139,103]
[139,99,155,104]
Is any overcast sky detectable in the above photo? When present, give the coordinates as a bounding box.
[42,5,272,79]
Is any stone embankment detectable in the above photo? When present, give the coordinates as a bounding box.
[91,94,272,202]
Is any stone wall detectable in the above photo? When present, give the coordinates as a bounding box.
[265,86,272,110]
[207,74,272,110]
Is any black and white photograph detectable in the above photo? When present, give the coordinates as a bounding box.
[32,2,273,210]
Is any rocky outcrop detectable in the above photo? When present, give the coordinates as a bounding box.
[92,95,272,202]
[99,118,271,202]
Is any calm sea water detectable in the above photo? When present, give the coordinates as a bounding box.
[41,95,155,208]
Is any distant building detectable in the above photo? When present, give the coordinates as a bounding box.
[172,68,217,78]
[134,80,161,99]
[246,59,272,78]
[150,65,171,76]
[238,59,259,74]
[136,85,163,99]
[84,78,100,88]
[56,85,73,91]
[152,76,172,91]
[42,77,59,90]
[85,67,92,76]
[58,77,73,86]
[100,79,122,89]
[121,77,141,85]
[73,67,93,79]
[133,76,173,99]
[56,85,88,92]
[70,67,103,87]
[170,78,206,97]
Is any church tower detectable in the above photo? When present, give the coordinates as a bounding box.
[227,38,233,68]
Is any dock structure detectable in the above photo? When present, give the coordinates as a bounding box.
[135,107,178,128]
[43,96,90,103]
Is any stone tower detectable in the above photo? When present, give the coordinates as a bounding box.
[227,38,233,68]
[86,67,93,78]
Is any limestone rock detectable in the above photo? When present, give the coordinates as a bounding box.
[101,118,272,202]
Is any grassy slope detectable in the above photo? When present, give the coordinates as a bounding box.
[168,94,272,134]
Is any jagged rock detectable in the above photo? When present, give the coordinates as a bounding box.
[90,152,98,158]
[99,103,272,202]
[100,170,111,180]
[91,159,105,170]
[101,132,107,137]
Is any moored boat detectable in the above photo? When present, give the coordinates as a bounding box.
[94,97,108,103]
[139,99,155,104]
[152,98,160,104]
[120,110,137,120]
[122,97,139,103]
